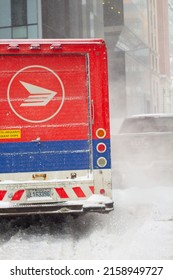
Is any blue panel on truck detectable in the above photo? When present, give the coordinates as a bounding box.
[0,140,90,173]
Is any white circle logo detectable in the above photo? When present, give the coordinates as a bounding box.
[7,65,65,123]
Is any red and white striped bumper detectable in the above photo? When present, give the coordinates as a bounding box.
[0,181,113,215]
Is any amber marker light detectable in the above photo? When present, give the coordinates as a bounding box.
[96,128,106,139]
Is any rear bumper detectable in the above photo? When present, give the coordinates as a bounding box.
[0,195,114,216]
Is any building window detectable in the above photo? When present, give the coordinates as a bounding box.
[0,0,38,39]
[11,0,27,26]
[11,0,27,38]
[0,0,11,26]
[12,26,27,39]
[0,27,11,38]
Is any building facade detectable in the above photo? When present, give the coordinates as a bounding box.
[169,0,173,99]
[104,0,151,119]
[104,0,171,118]
[0,0,103,39]
[149,0,171,113]
[41,0,104,38]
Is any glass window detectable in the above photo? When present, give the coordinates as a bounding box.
[0,0,11,26]
[0,27,11,38]
[27,0,37,24]
[28,25,38,38]
[11,0,27,26]
[12,26,27,38]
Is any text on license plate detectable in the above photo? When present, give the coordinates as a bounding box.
[27,188,51,198]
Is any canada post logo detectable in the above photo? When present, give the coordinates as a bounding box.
[7,65,65,123]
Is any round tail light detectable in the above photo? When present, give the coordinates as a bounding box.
[97,157,107,168]
[96,128,106,139]
[96,142,106,153]
[100,189,105,195]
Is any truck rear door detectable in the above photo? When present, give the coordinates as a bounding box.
[0,49,91,180]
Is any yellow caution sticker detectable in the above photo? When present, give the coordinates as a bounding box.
[0,130,21,139]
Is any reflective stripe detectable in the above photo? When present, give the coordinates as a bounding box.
[11,190,24,201]
[73,186,86,198]
[56,186,93,199]
[89,186,95,194]
[0,190,7,200]
[55,188,69,199]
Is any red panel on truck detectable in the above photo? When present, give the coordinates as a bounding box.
[0,54,89,142]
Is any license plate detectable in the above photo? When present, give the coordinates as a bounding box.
[27,188,51,199]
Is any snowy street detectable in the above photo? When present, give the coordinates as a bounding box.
[0,184,173,260]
